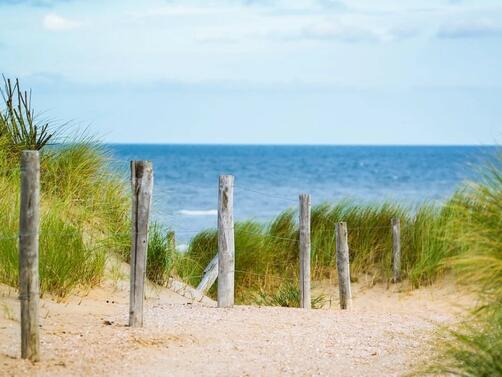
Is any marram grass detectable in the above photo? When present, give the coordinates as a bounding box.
[255,282,328,309]
[0,144,129,298]
[1,76,500,375]
[423,154,502,377]
[178,200,462,304]
[0,78,130,298]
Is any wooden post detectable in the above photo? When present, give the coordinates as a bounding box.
[19,150,40,361]
[129,161,153,327]
[167,231,176,251]
[217,175,234,308]
[196,254,219,293]
[336,222,352,310]
[299,194,311,309]
[391,218,401,283]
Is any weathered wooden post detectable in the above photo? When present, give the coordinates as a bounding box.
[299,194,311,309]
[129,161,153,327]
[391,218,401,283]
[218,175,235,308]
[167,231,176,251]
[19,150,40,361]
[336,222,352,310]
[196,254,219,294]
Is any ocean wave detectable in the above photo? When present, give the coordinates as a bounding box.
[177,209,217,216]
[177,244,189,252]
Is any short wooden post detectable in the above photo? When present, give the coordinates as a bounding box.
[129,161,153,327]
[299,194,311,309]
[167,231,176,250]
[217,175,234,308]
[19,150,40,361]
[336,222,352,310]
[391,218,401,283]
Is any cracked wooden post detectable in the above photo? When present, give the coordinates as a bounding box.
[19,150,40,361]
[129,161,153,327]
[218,175,234,308]
[299,193,311,309]
[336,222,352,310]
[391,218,401,283]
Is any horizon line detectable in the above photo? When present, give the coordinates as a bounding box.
[100,142,499,147]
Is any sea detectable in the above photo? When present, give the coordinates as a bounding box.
[108,145,497,245]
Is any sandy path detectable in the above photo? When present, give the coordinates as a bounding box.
[0,279,472,377]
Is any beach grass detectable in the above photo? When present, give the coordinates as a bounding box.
[175,199,465,304]
[0,76,468,302]
[255,282,328,309]
[423,154,502,376]
[1,78,501,376]
[0,78,129,298]
[145,223,176,286]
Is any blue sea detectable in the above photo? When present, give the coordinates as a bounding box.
[109,145,497,245]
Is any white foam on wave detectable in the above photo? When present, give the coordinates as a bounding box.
[177,209,217,216]
[177,244,189,252]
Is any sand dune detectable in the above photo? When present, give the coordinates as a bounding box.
[0,277,472,377]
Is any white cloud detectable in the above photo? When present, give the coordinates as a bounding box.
[437,19,502,39]
[296,22,379,42]
[196,20,415,45]
[42,13,81,31]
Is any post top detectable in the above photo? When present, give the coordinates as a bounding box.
[131,160,152,165]
[21,150,40,156]
[21,150,40,165]
[219,175,234,182]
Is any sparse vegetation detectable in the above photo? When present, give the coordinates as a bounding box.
[255,282,327,309]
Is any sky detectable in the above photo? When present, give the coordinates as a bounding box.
[1,0,501,144]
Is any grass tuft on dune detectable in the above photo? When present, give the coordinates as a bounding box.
[0,78,129,298]
[423,154,502,376]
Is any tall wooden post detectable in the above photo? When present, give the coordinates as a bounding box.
[218,175,234,308]
[19,150,40,361]
[299,194,311,309]
[391,218,401,283]
[129,161,153,327]
[336,222,352,310]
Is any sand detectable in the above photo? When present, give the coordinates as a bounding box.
[0,277,473,377]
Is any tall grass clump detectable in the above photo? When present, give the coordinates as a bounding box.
[146,224,176,286]
[404,201,459,287]
[39,213,106,297]
[183,200,457,304]
[426,154,502,376]
[0,77,129,298]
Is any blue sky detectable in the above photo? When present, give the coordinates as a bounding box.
[1,0,501,144]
